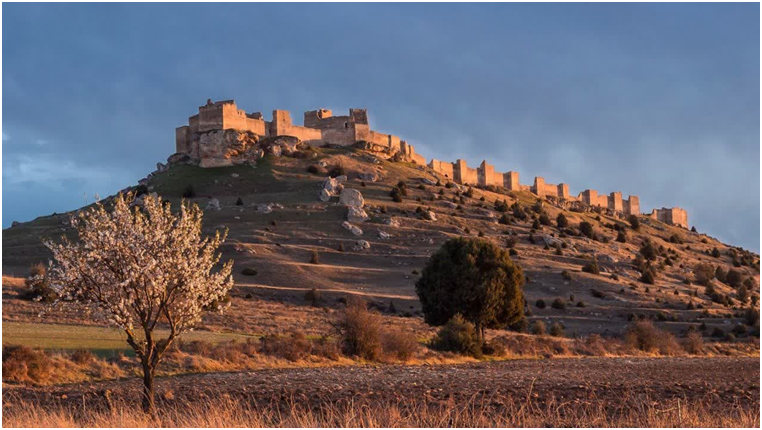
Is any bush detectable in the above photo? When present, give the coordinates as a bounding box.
[538,212,551,226]
[494,199,508,213]
[334,298,383,360]
[711,247,721,258]
[693,263,715,286]
[430,314,482,358]
[639,240,657,261]
[576,301,586,307]
[628,215,640,231]
[682,331,704,355]
[551,298,566,310]
[669,234,683,244]
[726,269,743,288]
[561,270,572,281]
[182,184,196,198]
[511,203,527,221]
[616,231,627,243]
[241,267,258,276]
[582,260,600,275]
[415,237,525,341]
[309,250,320,265]
[640,268,656,284]
[235,197,244,206]
[531,320,546,335]
[2,345,53,383]
[549,322,564,337]
[715,266,728,283]
[624,321,681,355]
[390,188,403,203]
[556,213,568,229]
[305,288,322,306]
[260,332,312,362]
[382,329,419,361]
[535,299,546,309]
[25,262,57,303]
[328,163,345,178]
[307,165,320,174]
[579,221,594,239]
[499,214,510,225]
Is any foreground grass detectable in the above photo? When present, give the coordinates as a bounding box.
[3,395,758,428]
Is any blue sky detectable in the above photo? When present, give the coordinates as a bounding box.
[3,3,759,251]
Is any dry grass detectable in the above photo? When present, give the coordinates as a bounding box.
[2,394,758,427]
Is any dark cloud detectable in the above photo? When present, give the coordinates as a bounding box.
[3,3,759,251]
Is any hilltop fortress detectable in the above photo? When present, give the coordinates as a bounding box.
[172,100,688,228]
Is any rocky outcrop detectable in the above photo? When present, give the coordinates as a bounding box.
[319,177,345,202]
[339,189,364,208]
[353,240,371,251]
[205,198,221,211]
[346,206,370,223]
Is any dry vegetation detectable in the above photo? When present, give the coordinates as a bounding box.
[3,394,758,428]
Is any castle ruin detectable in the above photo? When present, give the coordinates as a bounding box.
[172,99,688,228]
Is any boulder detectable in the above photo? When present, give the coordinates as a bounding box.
[425,211,437,221]
[256,204,273,214]
[156,162,168,173]
[378,231,391,239]
[353,240,371,251]
[442,201,458,209]
[420,178,436,186]
[205,198,221,211]
[477,208,494,219]
[358,172,379,182]
[347,206,370,223]
[341,221,363,236]
[383,217,400,228]
[266,144,282,157]
[319,188,332,202]
[334,175,348,183]
[339,189,364,208]
[167,152,192,165]
[541,235,563,248]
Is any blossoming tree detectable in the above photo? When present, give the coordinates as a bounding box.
[45,193,234,413]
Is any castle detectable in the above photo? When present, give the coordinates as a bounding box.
[173,100,688,228]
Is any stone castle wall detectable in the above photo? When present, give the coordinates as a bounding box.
[173,99,688,228]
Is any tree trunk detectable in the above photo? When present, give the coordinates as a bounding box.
[141,361,155,414]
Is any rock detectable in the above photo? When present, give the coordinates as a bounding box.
[477,208,494,219]
[358,172,379,182]
[167,152,191,165]
[442,201,458,209]
[156,162,168,173]
[231,173,240,178]
[339,189,364,208]
[378,231,391,239]
[323,177,344,194]
[383,218,400,228]
[541,235,563,247]
[420,178,435,185]
[353,240,371,251]
[319,188,332,202]
[335,175,348,183]
[205,198,221,211]
[266,144,282,157]
[256,204,273,214]
[425,211,437,221]
[11,221,19,228]
[347,206,370,223]
[138,178,149,186]
[341,221,363,236]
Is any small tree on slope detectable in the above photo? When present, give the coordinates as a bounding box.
[415,237,525,342]
[44,193,234,414]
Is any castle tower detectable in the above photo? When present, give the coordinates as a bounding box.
[581,189,598,206]
[609,192,623,212]
[533,177,546,197]
[271,109,292,136]
[503,171,520,191]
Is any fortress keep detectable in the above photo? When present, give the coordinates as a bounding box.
[172,100,688,228]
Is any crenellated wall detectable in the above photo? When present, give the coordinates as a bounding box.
[175,100,427,167]
[174,100,688,228]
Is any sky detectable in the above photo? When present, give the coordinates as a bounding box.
[2,3,759,251]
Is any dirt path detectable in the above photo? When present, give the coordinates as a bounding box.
[4,357,758,412]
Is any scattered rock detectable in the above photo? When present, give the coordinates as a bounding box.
[339,189,365,208]
[442,201,458,209]
[347,206,370,223]
[420,178,436,185]
[205,198,221,211]
[334,175,348,183]
[477,208,494,219]
[383,218,401,228]
[320,177,344,202]
[156,162,168,173]
[319,188,332,202]
[231,173,240,178]
[353,240,371,251]
[378,231,391,239]
[358,172,379,182]
[341,221,363,236]
[425,211,437,221]
[256,204,273,214]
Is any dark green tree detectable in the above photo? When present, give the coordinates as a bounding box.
[415,237,525,342]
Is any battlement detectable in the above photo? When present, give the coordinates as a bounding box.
[175,99,425,166]
[172,100,688,228]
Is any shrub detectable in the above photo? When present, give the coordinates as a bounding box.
[494,199,508,213]
[551,298,566,310]
[639,240,657,261]
[182,184,196,198]
[669,234,683,244]
[640,268,656,285]
[415,237,524,341]
[260,332,312,362]
[382,329,419,361]
[561,270,572,281]
[334,298,383,360]
[307,165,320,174]
[241,267,258,276]
[535,299,546,309]
[549,322,564,337]
[430,314,482,358]
[328,163,345,178]
[616,231,627,243]
[576,301,586,307]
[511,203,527,221]
[693,263,714,286]
[726,269,743,288]
[556,213,568,229]
[579,221,594,239]
[2,345,53,383]
[582,260,600,275]
[305,288,322,306]
[682,331,704,355]
[711,247,721,258]
[624,321,681,355]
[538,212,551,226]
[531,320,546,335]
[711,327,725,338]
[715,266,727,283]
[309,250,320,265]
[25,262,57,303]
[590,289,606,299]
[235,197,244,206]
[628,215,640,231]
[498,214,510,225]
[509,248,518,256]
[390,188,403,203]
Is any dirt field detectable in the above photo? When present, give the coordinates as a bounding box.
[4,357,758,413]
